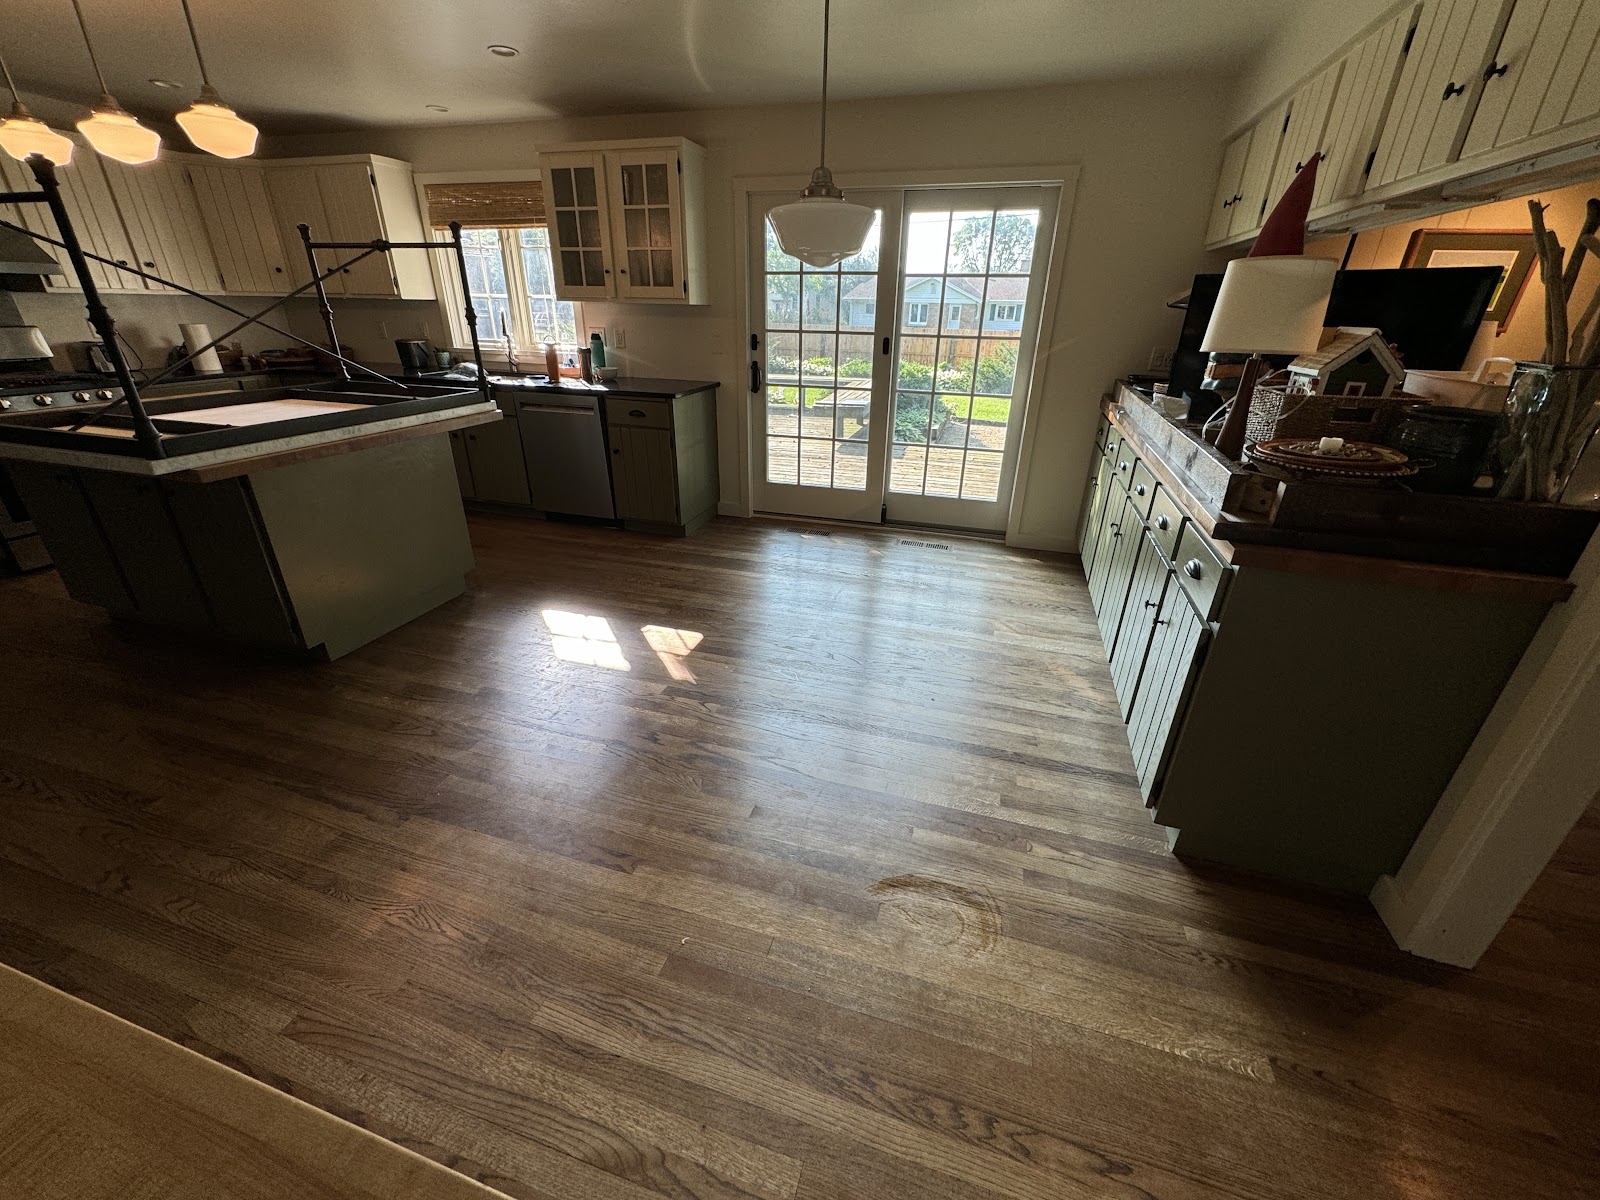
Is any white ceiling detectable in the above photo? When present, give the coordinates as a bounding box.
[8,0,1314,134]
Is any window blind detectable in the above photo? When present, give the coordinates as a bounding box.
[425,180,545,230]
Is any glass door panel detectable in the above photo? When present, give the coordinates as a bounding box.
[609,148,683,300]
[543,153,614,299]
[885,188,1055,531]
[750,190,900,522]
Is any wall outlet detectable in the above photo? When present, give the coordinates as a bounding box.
[1148,347,1175,372]
[611,326,626,349]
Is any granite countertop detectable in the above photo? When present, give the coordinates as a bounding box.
[479,374,718,399]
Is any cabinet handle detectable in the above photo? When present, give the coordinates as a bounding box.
[1231,192,1242,204]
[1156,515,1170,531]
[1442,80,1466,101]
[1222,197,1233,209]
[142,260,155,268]
[1144,599,1159,608]
[612,447,621,455]
[1484,61,1509,81]
[1184,558,1204,580]
[629,409,646,418]
[1154,619,1169,627]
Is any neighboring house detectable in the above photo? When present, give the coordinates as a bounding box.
[1285,326,1406,397]
[841,276,1028,334]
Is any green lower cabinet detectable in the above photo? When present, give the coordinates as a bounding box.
[610,425,679,525]
[448,429,476,499]
[603,388,720,536]
[462,418,530,506]
[1109,528,1170,720]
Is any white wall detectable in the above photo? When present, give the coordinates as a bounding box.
[18,289,283,374]
[266,77,1232,549]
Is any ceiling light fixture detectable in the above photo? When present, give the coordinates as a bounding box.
[0,51,74,165]
[69,0,161,164]
[173,0,257,158]
[149,77,184,89]
[766,0,873,269]
[487,44,519,57]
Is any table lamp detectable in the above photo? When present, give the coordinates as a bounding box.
[1202,255,1337,459]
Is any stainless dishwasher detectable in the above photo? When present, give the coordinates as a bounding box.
[513,391,617,518]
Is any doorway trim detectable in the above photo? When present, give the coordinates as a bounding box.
[731,164,1080,549]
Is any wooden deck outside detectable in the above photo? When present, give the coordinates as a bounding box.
[766,402,1006,498]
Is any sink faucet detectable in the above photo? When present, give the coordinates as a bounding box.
[499,314,519,377]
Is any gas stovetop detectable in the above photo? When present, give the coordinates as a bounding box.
[0,371,122,416]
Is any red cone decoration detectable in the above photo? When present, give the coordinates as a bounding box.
[1249,152,1322,257]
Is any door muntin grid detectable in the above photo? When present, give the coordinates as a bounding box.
[889,206,1041,502]
[762,212,883,491]
[548,164,607,289]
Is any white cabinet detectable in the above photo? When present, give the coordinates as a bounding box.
[1368,0,1514,188]
[100,156,224,296]
[1232,104,1290,238]
[1461,0,1600,158]
[1267,60,1345,211]
[1312,6,1420,211]
[187,161,291,295]
[262,155,435,300]
[1205,129,1252,245]
[0,149,142,294]
[540,137,707,304]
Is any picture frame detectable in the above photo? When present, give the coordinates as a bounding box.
[1402,229,1539,333]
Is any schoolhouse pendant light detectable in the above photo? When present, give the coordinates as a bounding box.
[767,0,873,269]
[70,0,161,164]
[0,52,74,165]
[173,0,257,158]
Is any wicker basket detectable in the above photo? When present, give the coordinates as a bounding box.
[1245,384,1426,446]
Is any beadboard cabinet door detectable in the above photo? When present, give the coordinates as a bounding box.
[1368,0,1515,188]
[1094,493,1145,655]
[1128,584,1208,802]
[1205,129,1253,246]
[188,162,291,295]
[0,150,140,294]
[1230,103,1291,240]
[1461,0,1600,158]
[101,157,224,296]
[1266,60,1345,212]
[1313,6,1421,211]
[1109,529,1171,720]
[265,166,343,296]
[610,426,679,525]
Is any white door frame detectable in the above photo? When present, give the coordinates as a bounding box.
[731,164,1080,548]
[1372,531,1600,966]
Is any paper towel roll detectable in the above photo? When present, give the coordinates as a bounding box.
[181,323,223,375]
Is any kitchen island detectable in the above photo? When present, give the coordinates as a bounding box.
[0,385,500,659]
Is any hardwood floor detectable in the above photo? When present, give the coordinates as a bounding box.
[1,512,1595,1200]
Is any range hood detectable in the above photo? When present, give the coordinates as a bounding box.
[0,228,64,276]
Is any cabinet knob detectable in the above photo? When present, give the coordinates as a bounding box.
[143,260,155,268]
[1156,515,1170,531]
[1119,460,1130,472]
[1484,60,1509,81]
[1442,80,1466,101]
[1134,483,1146,496]
[1184,558,1204,579]
[612,448,621,455]
[274,266,284,273]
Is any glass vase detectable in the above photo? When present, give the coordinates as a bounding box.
[1493,362,1600,504]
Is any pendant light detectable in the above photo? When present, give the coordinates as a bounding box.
[767,0,874,269]
[0,52,74,165]
[173,0,257,158]
[70,0,161,164]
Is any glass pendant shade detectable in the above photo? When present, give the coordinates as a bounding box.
[0,105,73,164]
[769,194,875,269]
[77,96,160,164]
[176,86,257,158]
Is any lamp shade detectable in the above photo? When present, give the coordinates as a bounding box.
[176,92,258,159]
[0,107,73,165]
[1201,255,1337,355]
[768,196,875,269]
[77,98,160,165]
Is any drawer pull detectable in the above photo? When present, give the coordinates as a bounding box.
[1134,483,1147,496]
[1119,460,1130,472]
[1156,515,1170,531]
[1184,558,1204,580]
[629,408,647,418]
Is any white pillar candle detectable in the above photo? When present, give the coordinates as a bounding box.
[1317,436,1344,454]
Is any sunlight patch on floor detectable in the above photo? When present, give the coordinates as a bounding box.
[643,625,705,682]
[542,610,630,671]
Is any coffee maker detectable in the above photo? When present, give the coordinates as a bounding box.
[394,338,434,375]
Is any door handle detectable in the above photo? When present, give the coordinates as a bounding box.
[882,336,890,355]
[750,360,763,393]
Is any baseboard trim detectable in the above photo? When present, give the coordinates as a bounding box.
[1006,531,1077,554]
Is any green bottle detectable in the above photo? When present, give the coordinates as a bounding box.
[589,332,606,369]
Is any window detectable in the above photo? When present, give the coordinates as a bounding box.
[988,302,1023,322]
[906,302,930,326]
[426,179,579,354]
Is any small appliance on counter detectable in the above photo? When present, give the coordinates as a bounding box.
[395,338,435,375]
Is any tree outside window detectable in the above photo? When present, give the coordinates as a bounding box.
[449,225,579,351]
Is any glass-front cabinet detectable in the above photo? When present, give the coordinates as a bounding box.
[539,137,707,305]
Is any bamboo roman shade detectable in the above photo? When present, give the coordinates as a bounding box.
[425,180,545,230]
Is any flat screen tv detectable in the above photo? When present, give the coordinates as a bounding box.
[1168,266,1503,408]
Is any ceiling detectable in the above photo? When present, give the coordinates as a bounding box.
[6,0,1311,134]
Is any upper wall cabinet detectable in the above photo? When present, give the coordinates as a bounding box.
[1202,103,1289,248]
[1204,128,1253,245]
[1460,0,1600,158]
[0,150,138,294]
[263,155,436,301]
[99,155,224,296]
[186,161,291,295]
[540,137,708,305]
[1312,6,1421,212]
[1268,61,1344,211]
[1368,0,1514,189]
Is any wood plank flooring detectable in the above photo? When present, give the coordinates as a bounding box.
[1,513,1596,1200]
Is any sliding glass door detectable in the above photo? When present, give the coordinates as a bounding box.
[747,184,1057,531]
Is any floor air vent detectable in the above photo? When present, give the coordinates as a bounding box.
[898,538,952,551]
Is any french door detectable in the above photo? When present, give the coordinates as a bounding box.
[749,184,1058,531]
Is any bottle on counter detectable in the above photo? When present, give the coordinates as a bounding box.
[542,341,560,382]
[589,332,606,369]
[578,346,594,384]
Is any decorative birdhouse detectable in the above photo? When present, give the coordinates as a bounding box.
[1284,327,1405,398]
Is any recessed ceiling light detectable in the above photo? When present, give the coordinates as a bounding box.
[425,104,450,112]
[149,78,184,89]
[486,44,519,57]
